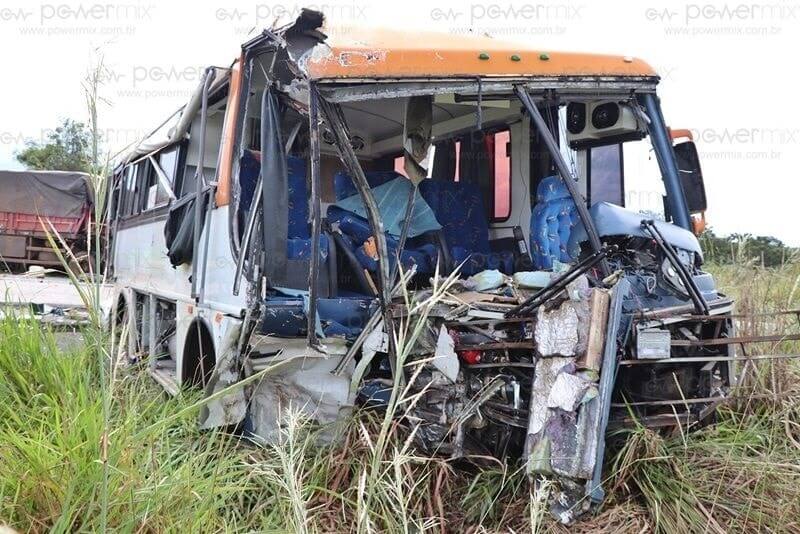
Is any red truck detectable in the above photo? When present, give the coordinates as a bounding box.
[0,170,93,271]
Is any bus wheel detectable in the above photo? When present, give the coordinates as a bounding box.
[183,321,215,388]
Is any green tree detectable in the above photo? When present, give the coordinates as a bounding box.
[16,119,92,172]
[699,228,797,267]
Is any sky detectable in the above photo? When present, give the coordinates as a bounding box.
[0,0,798,244]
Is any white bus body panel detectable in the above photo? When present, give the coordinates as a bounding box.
[113,204,249,387]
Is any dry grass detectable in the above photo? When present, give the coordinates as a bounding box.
[1,261,799,532]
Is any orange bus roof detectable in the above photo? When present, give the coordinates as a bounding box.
[306,27,657,80]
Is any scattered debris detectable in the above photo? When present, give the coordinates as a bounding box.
[248,337,354,444]
[512,270,552,289]
[432,325,459,383]
[465,269,506,291]
[372,268,618,521]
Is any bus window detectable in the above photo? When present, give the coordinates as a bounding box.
[122,164,137,217]
[490,129,511,221]
[180,94,228,197]
[159,146,179,180]
[623,137,666,219]
[149,146,181,207]
[588,143,624,206]
[394,130,511,222]
[110,171,123,220]
[136,161,154,213]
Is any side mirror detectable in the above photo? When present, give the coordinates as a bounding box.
[673,140,707,213]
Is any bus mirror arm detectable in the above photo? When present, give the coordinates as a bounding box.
[232,175,262,296]
[191,68,216,300]
[513,85,611,278]
[306,84,323,348]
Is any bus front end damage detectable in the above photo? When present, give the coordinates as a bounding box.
[225,10,735,522]
[351,235,733,522]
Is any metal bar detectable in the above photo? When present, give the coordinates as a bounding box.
[620,353,800,365]
[198,183,216,305]
[320,78,659,104]
[671,333,800,347]
[609,392,786,408]
[444,317,534,327]
[514,85,610,277]
[190,68,214,300]
[317,98,391,307]
[147,155,177,200]
[641,219,708,315]
[284,119,302,154]
[507,247,608,317]
[589,278,629,504]
[455,342,536,351]
[609,413,696,429]
[643,308,800,321]
[306,84,322,348]
[390,184,417,283]
[464,362,537,370]
[148,294,157,371]
[332,312,381,376]
[232,176,261,296]
[634,297,734,320]
[611,395,726,408]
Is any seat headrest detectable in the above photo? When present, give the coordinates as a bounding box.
[536,175,572,203]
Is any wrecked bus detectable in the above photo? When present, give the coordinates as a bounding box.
[107,10,733,519]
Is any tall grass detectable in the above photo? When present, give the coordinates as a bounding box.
[1,261,799,532]
[608,261,800,533]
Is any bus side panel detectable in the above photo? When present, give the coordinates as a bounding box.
[114,220,193,301]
